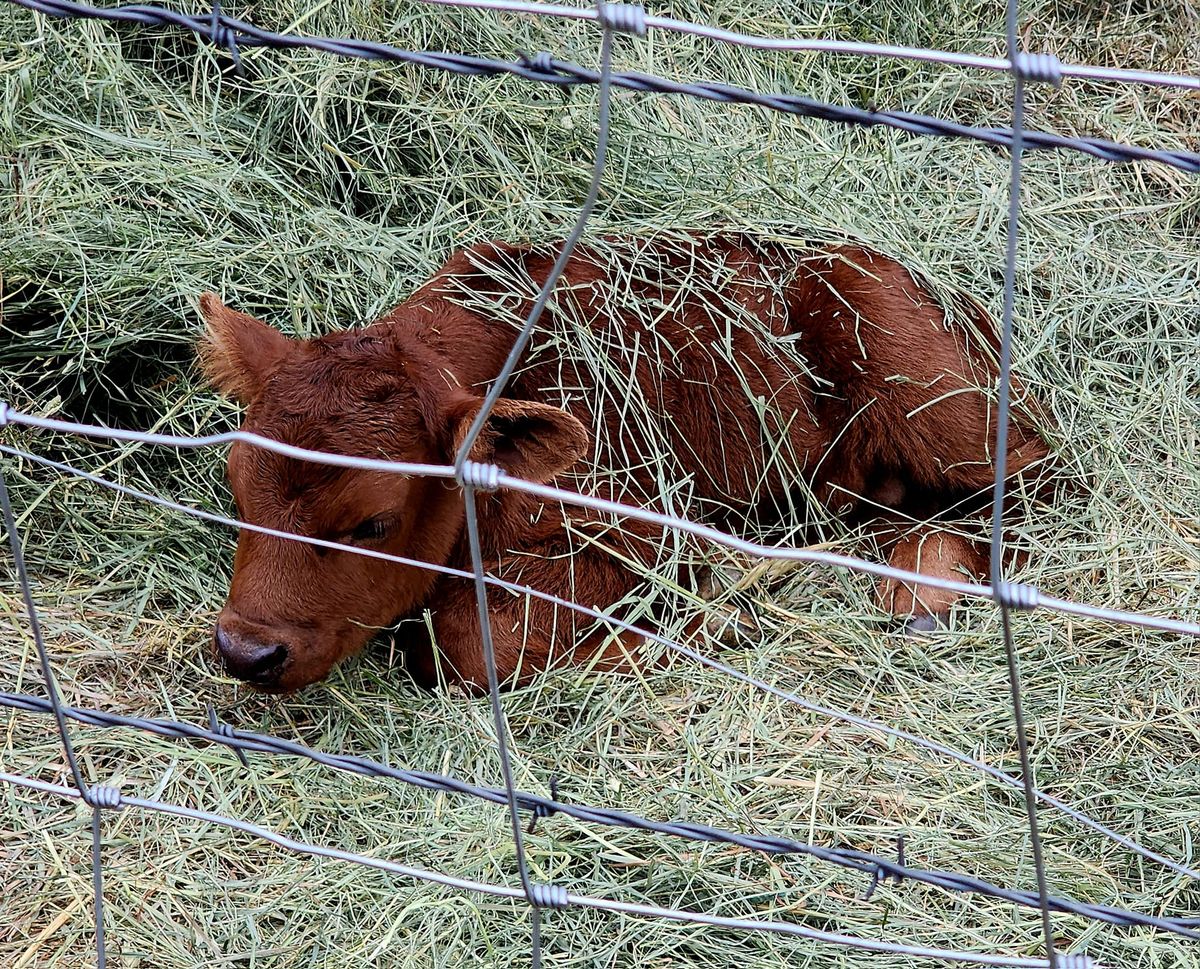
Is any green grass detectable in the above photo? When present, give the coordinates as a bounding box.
[2,0,1199,966]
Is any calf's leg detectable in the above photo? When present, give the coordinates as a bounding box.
[407,526,655,692]
[792,246,1054,627]
[871,519,990,630]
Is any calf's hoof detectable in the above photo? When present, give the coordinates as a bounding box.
[901,612,949,637]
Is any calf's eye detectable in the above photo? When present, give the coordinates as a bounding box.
[349,516,392,544]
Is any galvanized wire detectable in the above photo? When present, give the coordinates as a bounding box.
[1,769,1075,968]
[3,0,1200,173]
[450,17,623,966]
[0,406,453,481]
[988,7,1055,964]
[4,410,1198,640]
[425,0,1200,91]
[4,440,1198,886]
[0,467,110,968]
[3,686,1197,940]
[2,1,1197,967]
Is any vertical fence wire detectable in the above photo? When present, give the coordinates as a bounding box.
[457,10,629,965]
[2,1,1193,966]
[0,466,109,968]
[991,3,1058,966]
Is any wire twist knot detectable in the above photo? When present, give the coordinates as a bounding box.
[528,883,569,909]
[1012,51,1063,87]
[519,51,558,75]
[1055,956,1097,969]
[996,581,1040,611]
[0,402,9,427]
[207,703,251,768]
[526,776,561,833]
[206,0,243,73]
[457,461,501,492]
[83,785,123,810]
[596,1,646,35]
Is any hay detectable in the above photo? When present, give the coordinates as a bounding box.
[2,0,1198,965]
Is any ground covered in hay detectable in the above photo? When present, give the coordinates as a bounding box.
[1,0,1198,966]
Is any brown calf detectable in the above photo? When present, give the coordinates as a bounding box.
[199,232,1051,693]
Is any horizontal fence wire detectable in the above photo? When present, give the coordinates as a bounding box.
[3,407,1198,640]
[1,0,1196,966]
[4,439,1199,886]
[2,688,1197,940]
[423,0,1200,91]
[2,0,1199,173]
[2,767,1082,969]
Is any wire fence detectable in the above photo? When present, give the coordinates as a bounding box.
[1,0,1197,967]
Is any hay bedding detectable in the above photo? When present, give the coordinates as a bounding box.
[444,227,1009,646]
[1,0,1198,965]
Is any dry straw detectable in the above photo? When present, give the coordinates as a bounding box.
[1,0,1197,967]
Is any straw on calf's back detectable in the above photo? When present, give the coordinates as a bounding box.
[198,231,1051,694]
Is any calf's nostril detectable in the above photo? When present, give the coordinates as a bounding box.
[213,624,232,655]
[216,629,289,682]
[243,642,288,677]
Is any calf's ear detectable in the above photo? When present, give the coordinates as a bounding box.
[450,397,589,484]
[197,293,296,404]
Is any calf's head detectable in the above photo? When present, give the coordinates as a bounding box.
[198,293,588,692]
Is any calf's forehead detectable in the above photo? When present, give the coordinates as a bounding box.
[241,349,432,450]
[226,443,422,535]
[223,333,443,507]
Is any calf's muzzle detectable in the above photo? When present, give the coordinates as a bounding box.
[214,623,289,686]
